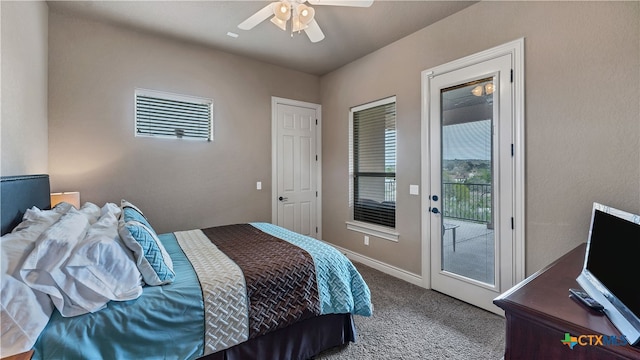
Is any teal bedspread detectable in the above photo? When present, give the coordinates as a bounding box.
[32,233,204,360]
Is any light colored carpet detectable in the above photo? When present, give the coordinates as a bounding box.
[316,263,506,359]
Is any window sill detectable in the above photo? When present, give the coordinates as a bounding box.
[345,221,399,242]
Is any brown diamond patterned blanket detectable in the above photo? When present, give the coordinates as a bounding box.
[201,224,321,338]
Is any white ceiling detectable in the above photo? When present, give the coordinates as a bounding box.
[47,1,476,76]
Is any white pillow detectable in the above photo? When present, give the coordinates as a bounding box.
[101,202,122,218]
[19,207,91,317]
[64,209,143,310]
[2,204,72,278]
[78,202,101,224]
[18,202,72,228]
[2,204,75,276]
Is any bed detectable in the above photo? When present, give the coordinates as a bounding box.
[0,174,372,359]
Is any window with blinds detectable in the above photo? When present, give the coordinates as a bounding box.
[135,89,213,141]
[351,96,396,228]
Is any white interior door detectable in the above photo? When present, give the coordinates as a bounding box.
[272,98,320,238]
[427,54,514,314]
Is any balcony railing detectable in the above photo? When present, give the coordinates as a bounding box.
[385,178,396,202]
[442,182,492,223]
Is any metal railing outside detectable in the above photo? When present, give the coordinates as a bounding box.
[442,182,492,223]
[385,178,396,202]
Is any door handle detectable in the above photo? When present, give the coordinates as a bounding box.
[278,196,288,202]
[431,207,440,214]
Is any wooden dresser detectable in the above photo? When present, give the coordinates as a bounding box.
[494,244,640,359]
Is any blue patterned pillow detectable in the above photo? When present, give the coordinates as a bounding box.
[121,199,155,234]
[118,220,175,286]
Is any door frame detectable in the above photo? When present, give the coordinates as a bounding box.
[271,96,323,238]
[420,38,526,291]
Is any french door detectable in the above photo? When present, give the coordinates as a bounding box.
[422,40,525,314]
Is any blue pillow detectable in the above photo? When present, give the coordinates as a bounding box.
[121,199,156,234]
[118,220,175,286]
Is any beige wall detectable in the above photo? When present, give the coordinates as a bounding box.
[48,11,320,233]
[8,1,640,279]
[1,1,49,176]
[320,1,640,276]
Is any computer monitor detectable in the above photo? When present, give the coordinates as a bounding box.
[576,202,640,345]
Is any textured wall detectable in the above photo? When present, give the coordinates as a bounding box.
[320,1,640,276]
[1,1,49,176]
[48,11,320,234]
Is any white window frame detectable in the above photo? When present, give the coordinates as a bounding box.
[347,96,400,242]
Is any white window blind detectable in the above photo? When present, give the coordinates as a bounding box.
[351,96,396,228]
[135,89,213,141]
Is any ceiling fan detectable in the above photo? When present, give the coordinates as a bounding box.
[238,0,374,43]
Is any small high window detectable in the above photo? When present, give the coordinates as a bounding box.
[135,89,213,141]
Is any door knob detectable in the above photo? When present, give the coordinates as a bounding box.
[431,207,440,214]
[278,196,288,202]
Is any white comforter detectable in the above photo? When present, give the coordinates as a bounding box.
[1,203,144,356]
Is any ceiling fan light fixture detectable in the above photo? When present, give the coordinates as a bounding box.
[238,0,373,42]
[297,4,315,25]
[292,18,307,32]
[272,1,292,21]
[270,16,288,31]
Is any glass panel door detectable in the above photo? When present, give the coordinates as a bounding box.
[426,52,514,314]
[440,78,495,285]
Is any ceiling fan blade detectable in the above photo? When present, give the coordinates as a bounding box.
[238,3,275,30]
[304,19,325,43]
[306,0,373,7]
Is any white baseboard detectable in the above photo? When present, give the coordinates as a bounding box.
[323,241,424,287]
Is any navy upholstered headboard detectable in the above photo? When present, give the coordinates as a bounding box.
[0,174,51,235]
